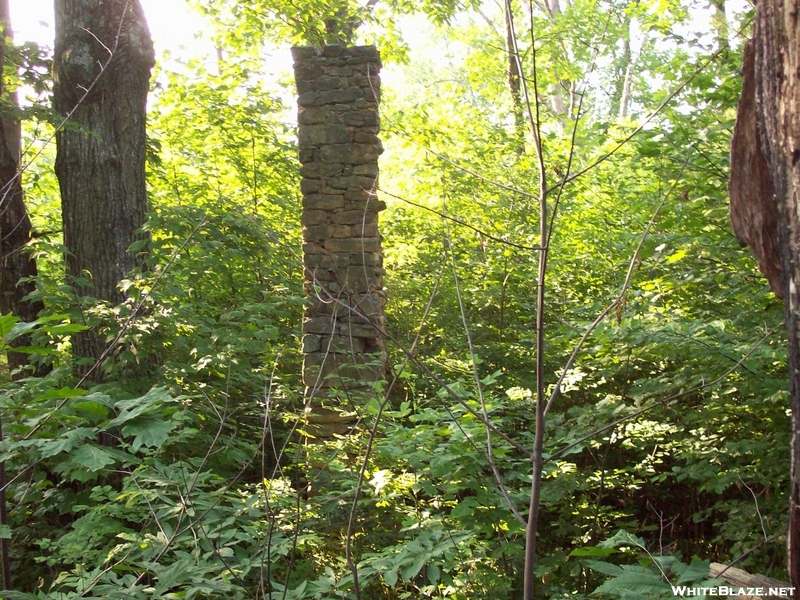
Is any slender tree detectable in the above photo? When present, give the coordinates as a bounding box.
[0,0,46,375]
[53,0,154,367]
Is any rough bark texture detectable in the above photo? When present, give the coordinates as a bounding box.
[0,0,46,376]
[53,0,154,365]
[731,0,800,585]
[729,40,782,296]
[292,45,387,439]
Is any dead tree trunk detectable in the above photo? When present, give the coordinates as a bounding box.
[753,0,800,586]
[709,563,789,598]
[53,0,154,369]
[0,0,47,376]
[730,0,800,586]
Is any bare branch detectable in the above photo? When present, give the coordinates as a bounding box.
[345,265,444,599]
[548,46,727,195]
[443,202,527,526]
[543,156,690,419]
[379,187,542,252]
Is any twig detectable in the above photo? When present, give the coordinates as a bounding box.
[506,0,548,596]
[542,158,689,419]
[0,215,209,495]
[443,201,526,526]
[738,475,770,542]
[379,187,542,252]
[345,266,443,599]
[547,46,727,195]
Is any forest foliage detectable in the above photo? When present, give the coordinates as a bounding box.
[0,0,790,598]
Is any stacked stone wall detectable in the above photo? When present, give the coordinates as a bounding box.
[292,45,387,426]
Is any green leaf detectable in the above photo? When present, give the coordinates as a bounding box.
[383,569,398,587]
[450,496,479,519]
[675,557,711,584]
[598,530,647,550]
[122,417,177,451]
[593,568,671,596]
[583,559,624,577]
[0,313,18,343]
[7,346,60,356]
[128,238,149,253]
[666,248,688,264]
[427,563,440,583]
[152,558,195,594]
[365,397,382,414]
[570,546,617,558]
[38,427,96,458]
[70,444,117,471]
[44,323,89,335]
[71,400,112,420]
[105,387,176,428]
[5,320,40,344]
[292,581,308,597]
[33,387,88,402]
[401,555,427,582]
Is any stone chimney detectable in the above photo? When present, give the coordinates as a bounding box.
[292,45,387,436]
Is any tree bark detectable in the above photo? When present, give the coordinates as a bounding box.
[505,5,526,154]
[0,0,47,376]
[751,0,800,586]
[709,563,789,596]
[728,40,782,296]
[616,29,633,120]
[53,0,154,366]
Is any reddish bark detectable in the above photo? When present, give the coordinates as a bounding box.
[731,0,800,585]
[728,40,782,297]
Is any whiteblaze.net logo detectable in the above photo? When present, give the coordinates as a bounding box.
[671,586,796,597]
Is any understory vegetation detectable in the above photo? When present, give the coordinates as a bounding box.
[0,0,790,598]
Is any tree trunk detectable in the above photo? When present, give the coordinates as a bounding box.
[505,5,526,155]
[709,563,789,596]
[0,0,47,376]
[728,40,782,296]
[53,0,154,367]
[710,0,729,55]
[615,28,633,120]
[751,0,800,586]
[612,8,648,122]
